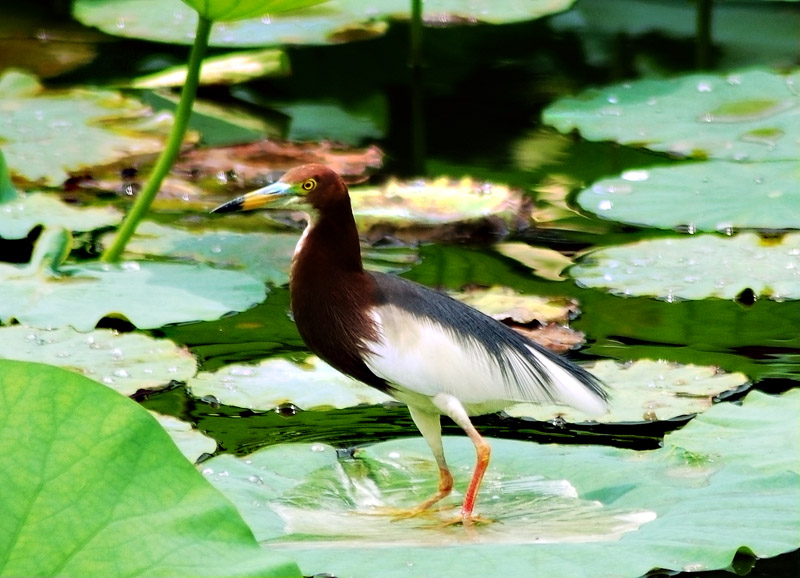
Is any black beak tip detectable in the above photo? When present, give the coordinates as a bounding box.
[210,198,243,214]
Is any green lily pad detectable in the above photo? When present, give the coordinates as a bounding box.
[451,286,579,324]
[151,411,217,463]
[100,221,298,285]
[0,359,301,577]
[187,355,392,411]
[201,389,799,577]
[0,325,197,396]
[180,0,328,22]
[350,176,527,242]
[0,70,190,186]
[129,48,289,87]
[0,149,122,239]
[74,0,576,47]
[544,68,800,162]
[506,359,750,424]
[0,229,267,330]
[577,160,800,232]
[570,232,800,301]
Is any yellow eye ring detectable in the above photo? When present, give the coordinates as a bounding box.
[301,178,317,191]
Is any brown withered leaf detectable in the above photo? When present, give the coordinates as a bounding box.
[512,323,586,354]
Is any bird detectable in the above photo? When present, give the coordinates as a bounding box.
[212,164,608,525]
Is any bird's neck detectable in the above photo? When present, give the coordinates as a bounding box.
[291,199,364,281]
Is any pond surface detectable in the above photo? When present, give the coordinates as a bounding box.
[3,1,799,577]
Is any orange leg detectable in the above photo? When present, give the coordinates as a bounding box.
[460,430,491,523]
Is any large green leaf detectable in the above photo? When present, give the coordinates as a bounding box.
[201,390,800,577]
[0,359,300,577]
[544,68,800,162]
[570,232,800,301]
[74,0,576,46]
[577,160,800,232]
[0,70,188,186]
[0,326,197,396]
[0,229,267,330]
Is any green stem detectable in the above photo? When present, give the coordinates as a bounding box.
[409,0,422,70]
[100,16,212,263]
[695,0,712,70]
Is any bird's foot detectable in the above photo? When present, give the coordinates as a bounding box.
[435,512,494,528]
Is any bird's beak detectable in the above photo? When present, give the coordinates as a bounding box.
[211,181,297,214]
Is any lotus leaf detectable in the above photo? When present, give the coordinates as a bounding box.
[577,160,800,232]
[0,359,300,577]
[0,231,267,330]
[100,221,298,285]
[151,411,217,463]
[187,355,392,411]
[494,242,575,281]
[0,70,189,186]
[544,68,800,162]
[201,390,799,577]
[74,0,576,46]
[506,359,749,424]
[130,48,289,87]
[0,325,196,396]
[451,285,579,324]
[570,232,800,301]
[350,176,525,241]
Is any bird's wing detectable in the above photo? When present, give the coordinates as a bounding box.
[362,272,607,416]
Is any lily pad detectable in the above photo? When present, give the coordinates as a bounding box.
[0,70,190,186]
[100,221,298,285]
[0,149,122,240]
[350,176,528,242]
[151,411,217,463]
[495,241,575,281]
[543,68,800,162]
[0,325,196,396]
[451,286,579,324]
[74,0,576,47]
[0,229,267,330]
[187,355,392,411]
[570,232,800,301]
[506,359,750,424]
[0,359,301,577]
[129,48,289,87]
[577,160,800,232]
[201,389,800,577]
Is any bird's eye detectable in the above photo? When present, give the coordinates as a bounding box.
[301,178,317,191]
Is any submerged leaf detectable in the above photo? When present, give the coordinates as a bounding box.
[506,359,750,424]
[202,389,799,577]
[0,325,197,396]
[571,232,800,301]
[0,359,301,577]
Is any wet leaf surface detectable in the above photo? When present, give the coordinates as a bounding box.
[201,390,799,577]
[506,359,750,424]
[544,68,800,162]
[0,70,193,186]
[0,325,197,396]
[571,232,800,301]
[74,0,577,46]
[577,160,800,232]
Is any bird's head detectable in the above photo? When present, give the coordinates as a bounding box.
[211,164,348,215]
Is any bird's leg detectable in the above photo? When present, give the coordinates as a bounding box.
[389,406,455,518]
[433,393,493,526]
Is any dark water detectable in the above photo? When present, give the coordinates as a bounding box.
[7,1,799,576]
